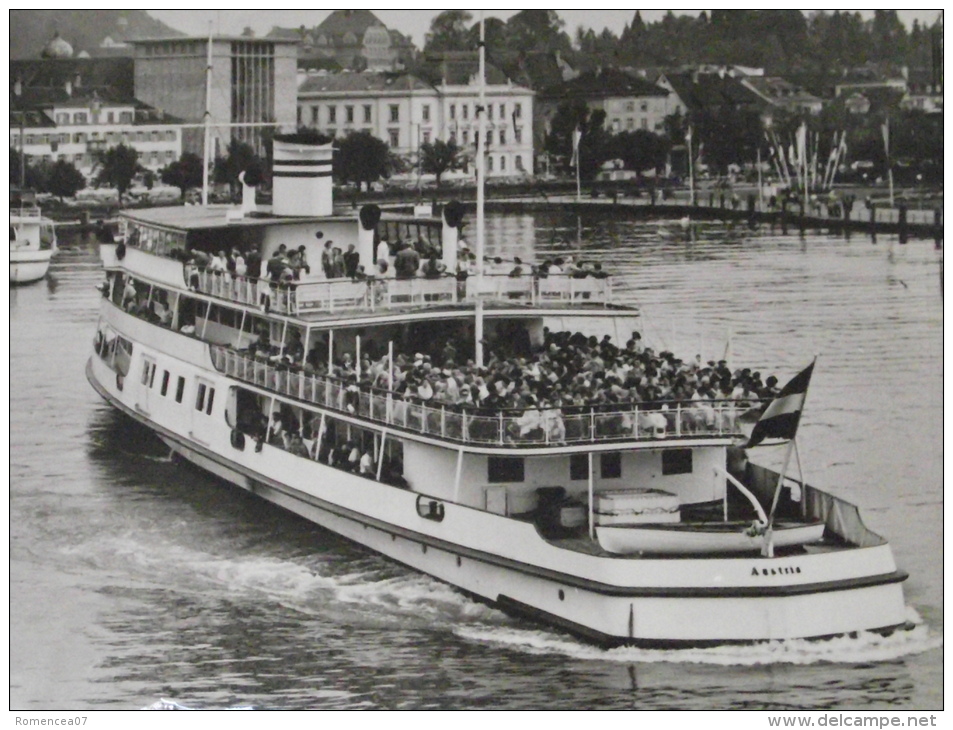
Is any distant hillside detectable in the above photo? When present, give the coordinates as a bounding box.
[10,9,183,60]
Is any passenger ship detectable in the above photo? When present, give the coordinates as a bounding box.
[86,138,909,646]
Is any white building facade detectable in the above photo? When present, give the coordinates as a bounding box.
[297,71,534,179]
[11,95,182,179]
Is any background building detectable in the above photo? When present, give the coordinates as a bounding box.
[10,85,182,180]
[131,36,298,157]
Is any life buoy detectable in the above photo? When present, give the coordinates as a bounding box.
[115,242,126,260]
[230,429,246,450]
[116,373,124,391]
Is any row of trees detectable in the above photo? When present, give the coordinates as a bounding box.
[543,97,943,184]
[423,10,941,85]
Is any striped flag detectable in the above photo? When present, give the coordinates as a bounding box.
[745,361,815,448]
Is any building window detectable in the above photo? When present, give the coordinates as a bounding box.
[640,101,649,112]
[661,449,693,475]
[107,112,115,123]
[363,104,372,123]
[514,102,522,119]
[345,105,354,124]
[500,155,506,171]
[626,101,635,112]
[422,131,431,144]
[515,154,523,171]
[389,104,399,122]
[450,104,456,119]
[488,457,524,483]
[487,155,493,172]
[422,105,430,122]
[514,128,522,144]
[499,103,505,119]
[462,130,469,145]
[462,104,469,120]
[499,130,506,146]
[388,129,399,147]
[601,452,622,479]
[120,112,133,124]
[627,118,634,130]
[486,103,493,119]
[311,106,319,125]
[74,113,87,124]
[328,106,337,123]
[641,118,648,130]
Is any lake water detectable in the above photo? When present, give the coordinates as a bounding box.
[9,212,942,710]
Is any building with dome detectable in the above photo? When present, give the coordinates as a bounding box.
[41,31,74,59]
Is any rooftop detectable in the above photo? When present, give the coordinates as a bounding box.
[299,71,433,94]
[541,69,669,100]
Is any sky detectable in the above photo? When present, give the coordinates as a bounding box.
[147,8,941,48]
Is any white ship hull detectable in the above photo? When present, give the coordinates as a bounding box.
[10,248,54,284]
[87,336,909,646]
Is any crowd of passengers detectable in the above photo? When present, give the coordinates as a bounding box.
[175,235,608,289]
[243,325,780,439]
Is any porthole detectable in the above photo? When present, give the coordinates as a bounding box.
[558,589,565,601]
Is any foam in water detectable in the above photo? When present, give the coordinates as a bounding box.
[453,606,939,666]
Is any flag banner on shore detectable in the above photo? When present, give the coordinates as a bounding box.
[570,127,582,168]
[743,361,815,448]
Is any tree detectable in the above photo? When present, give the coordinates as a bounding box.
[545,102,612,179]
[504,10,571,54]
[161,152,204,199]
[425,10,474,53]
[610,130,671,175]
[46,158,86,201]
[94,143,140,204]
[335,131,394,191]
[213,139,260,196]
[418,139,465,190]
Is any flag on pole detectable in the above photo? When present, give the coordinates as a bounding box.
[744,361,815,448]
[570,127,582,168]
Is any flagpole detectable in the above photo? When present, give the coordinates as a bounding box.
[686,125,695,206]
[762,355,819,557]
[474,11,486,367]
[574,128,582,202]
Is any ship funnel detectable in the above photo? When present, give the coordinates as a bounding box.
[272,133,334,217]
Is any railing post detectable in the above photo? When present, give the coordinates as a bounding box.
[676,402,682,437]
[441,406,446,437]
[498,411,504,444]
[462,409,468,442]
[633,406,639,438]
[590,407,596,440]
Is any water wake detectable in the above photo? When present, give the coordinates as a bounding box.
[454,607,940,666]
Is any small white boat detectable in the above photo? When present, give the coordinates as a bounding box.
[10,190,56,284]
[596,520,827,555]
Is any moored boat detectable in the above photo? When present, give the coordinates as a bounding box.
[10,189,56,284]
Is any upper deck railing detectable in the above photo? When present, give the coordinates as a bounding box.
[191,269,613,317]
[210,344,759,448]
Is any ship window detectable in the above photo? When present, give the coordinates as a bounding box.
[569,453,588,480]
[141,359,156,387]
[601,452,622,479]
[206,388,215,415]
[662,449,693,475]
[195,383,207,411]
[488,457,524,483]
[160,370,170,396]
[175,376,185,403]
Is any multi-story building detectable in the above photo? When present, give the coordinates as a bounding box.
[537,69,672,138]
[10,84,182,179]
[297,65,534,179]
[130,36,298,156]
[269,10,416,72]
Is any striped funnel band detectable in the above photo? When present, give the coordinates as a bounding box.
[273,157,333,178]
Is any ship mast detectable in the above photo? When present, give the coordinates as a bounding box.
[474,12,486,367]
[201,21,213,206]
